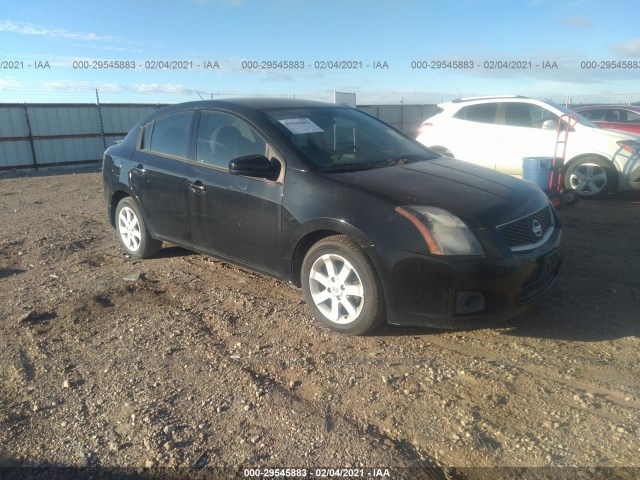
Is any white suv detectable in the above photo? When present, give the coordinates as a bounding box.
[416,96,640,198]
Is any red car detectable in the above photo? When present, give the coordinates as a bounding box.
[574,105,640,134]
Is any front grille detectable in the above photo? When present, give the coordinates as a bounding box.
[497,206,554,251]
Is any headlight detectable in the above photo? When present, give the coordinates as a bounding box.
[396,206,484,256]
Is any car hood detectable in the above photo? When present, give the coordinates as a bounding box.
[331,157,550,228]
[585,124,640,141]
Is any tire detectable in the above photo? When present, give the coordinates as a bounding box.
[301,235,385,335]
[548,192,564,210]
[115,197,162,259]
[562,188,580,206]
[564,157,617,199]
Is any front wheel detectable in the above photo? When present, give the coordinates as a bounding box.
[301,235,385,335]
[564,158,616,198]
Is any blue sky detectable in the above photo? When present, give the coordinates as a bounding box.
[1,0,639,104]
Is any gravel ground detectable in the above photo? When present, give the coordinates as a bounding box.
[0,168,639,480]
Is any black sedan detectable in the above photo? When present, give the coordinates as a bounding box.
[102,98,563,335]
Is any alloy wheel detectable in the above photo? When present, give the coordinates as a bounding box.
[569,163,608,196]
[308,253,364,324]
[118,206,142,252]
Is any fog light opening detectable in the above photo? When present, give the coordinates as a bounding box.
[455,291,485,314]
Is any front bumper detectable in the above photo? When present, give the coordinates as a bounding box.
[378,227,564,329]
[623,158,640,190]
[616,151,640,191]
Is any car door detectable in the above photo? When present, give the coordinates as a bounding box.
[448,102,501,169]
[186,110,283,275]
[602,108,640,134]
[130,110,194,243]
[497,102,559,175]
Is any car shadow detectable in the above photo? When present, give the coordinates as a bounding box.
[371,260,640,342]
[490,190,640,342]
[499,298,640,342]
[154,245,196,259]
[374,324,445,337]
[371,304,639,342]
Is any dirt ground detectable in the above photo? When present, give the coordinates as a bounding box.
[0,168,639,480]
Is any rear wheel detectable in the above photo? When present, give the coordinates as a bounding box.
[301,235,385,335]
[115,197,162,258]
[564,157,616,198]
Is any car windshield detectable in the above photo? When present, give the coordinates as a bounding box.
[262,106,438,170]
[547,101,600,129]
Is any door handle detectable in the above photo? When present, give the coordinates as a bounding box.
[189,181,206,193]
[131,164,146,176]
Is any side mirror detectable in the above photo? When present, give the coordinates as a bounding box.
[541,120,556,130]
[229,154,279,180]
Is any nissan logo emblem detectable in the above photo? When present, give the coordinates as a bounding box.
[531,219,543,238]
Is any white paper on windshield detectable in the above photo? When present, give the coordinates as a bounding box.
[279,118,324,135]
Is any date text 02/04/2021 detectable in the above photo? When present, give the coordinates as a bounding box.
[243,467,392,478]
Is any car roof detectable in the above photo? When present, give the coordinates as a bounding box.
[159,97,336,112]
[450,95,528,103]
[134,97,344,127]
[574,104,640,112]
[437,95,543,110]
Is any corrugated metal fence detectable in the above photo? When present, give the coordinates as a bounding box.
[0,103,436,171]
[357,104,440,136]
[0,103,163,171]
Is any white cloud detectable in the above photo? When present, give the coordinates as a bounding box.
[611,38,640,57]
[0,20,116,42]
[131,84,198,95]
[0,77,22,89]
[563,15,593,28]
[42,80,104,91]
[38,81,199,97]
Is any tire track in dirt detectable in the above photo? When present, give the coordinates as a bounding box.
[421,335,640,413]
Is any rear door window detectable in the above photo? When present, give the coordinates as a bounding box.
[142,111,194,159]
[454,103,498,123]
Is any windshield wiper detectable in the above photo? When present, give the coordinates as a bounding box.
[319,162,376,173]
[320,155,433,172]
[372,155,433,168]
